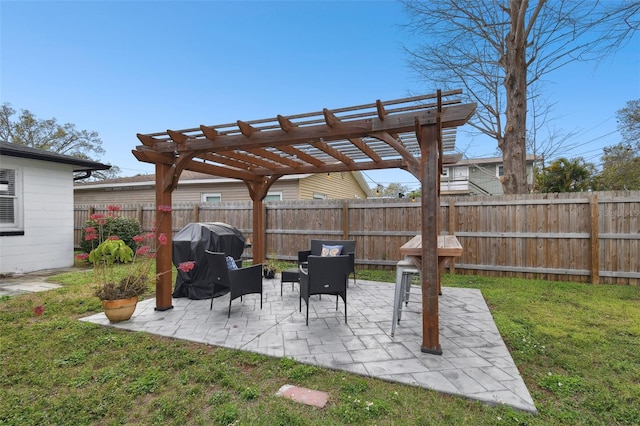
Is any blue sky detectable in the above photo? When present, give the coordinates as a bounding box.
[2,1,639,191]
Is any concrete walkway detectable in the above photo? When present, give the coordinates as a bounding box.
[0,269,65,297]
[81,277,537,413]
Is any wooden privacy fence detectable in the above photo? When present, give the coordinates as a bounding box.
[75,190,639,285]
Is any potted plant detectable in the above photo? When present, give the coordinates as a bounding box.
[77,206,154,322]
[77,204,196,322]
[89,238,152,322]
[263,256,278,279]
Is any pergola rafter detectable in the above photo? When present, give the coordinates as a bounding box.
[133,90,476,354]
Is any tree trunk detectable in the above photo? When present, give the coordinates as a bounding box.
[500,0,530,194]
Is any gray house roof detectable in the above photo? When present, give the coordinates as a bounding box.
[0,141,111,178]
[75,169,373,196]
[452,155,538,166]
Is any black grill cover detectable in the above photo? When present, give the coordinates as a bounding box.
[172,222,245,299]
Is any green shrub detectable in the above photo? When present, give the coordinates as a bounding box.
[79,216,143,255]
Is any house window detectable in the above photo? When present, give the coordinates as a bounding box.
[441,167,449,178]
[496,165,504,177]
[313,192,327,200]
[0,168,23,234]
[201,193,221,203]
[265,192,282,201]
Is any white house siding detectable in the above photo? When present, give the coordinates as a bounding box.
[0,157,75,274]
[469,166,504,195]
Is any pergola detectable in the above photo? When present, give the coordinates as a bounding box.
[133,90,475,354]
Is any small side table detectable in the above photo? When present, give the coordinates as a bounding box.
[280,268,300,296]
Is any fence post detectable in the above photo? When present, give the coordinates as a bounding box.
[590,194,600,284]
[193,204,200,223]
[448,199,456,274]
[342,201,349,239]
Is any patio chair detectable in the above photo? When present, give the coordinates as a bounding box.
[299,254,349,325]
[298,239,356,284]
[205,250,263,317]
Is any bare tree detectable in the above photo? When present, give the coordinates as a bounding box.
[402,0,639,194]
[0,103,120,180]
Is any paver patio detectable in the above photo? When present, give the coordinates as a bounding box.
[81,277,537,413]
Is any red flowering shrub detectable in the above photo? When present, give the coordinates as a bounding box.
[79,214,143,255]
[76,204,195,300]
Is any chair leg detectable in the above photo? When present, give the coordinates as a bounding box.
[306,302,309,326]
[210,296,214,310]
[344,297,347,324]
[391,266,404,336]
[228,298,232,318]
[397,272,410,323]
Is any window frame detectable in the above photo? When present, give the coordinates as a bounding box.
[312,192,327,200]
[201,192,222,203]
[265,192,283,202]
[0,167,24,235]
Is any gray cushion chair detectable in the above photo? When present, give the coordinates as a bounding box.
[299,254,350,325]
[297,239,356,284]
[205,250,263,317]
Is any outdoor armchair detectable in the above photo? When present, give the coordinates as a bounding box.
[299,254,349,325]
[205,250,263,317]
[297,239,356,284]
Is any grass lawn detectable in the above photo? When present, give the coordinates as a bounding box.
[1,264,639,425]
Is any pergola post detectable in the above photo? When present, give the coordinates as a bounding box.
[155,162,174,311]
[419,124,441,354]
[252,198,265,264]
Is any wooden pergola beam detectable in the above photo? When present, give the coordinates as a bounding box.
[276,145,324,167]
[149,104,475,154]
[250,158,409,176]
[310,139,354,166]
[245,148,303,169]
[348,137,383,163]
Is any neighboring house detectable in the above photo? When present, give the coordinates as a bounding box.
[0,141,110,274]
[440,155,539,195]
[74,170,372,205]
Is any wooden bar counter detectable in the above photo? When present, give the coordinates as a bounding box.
[399,234,463,294]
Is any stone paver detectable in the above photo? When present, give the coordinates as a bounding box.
[0,269,68,297]
[276,384,329,408]
[80,277,537,413]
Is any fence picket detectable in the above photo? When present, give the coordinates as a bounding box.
[74,191,640,285]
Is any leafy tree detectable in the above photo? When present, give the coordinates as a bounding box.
[617,98,640,145]
[373,182,410,198]
[535,157,596,192]
[595,100,640,190]
[0,103,120,179]
[596,142,640,190]
[402,0,639,194]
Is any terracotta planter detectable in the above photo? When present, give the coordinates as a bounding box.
[101,296,138,323]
